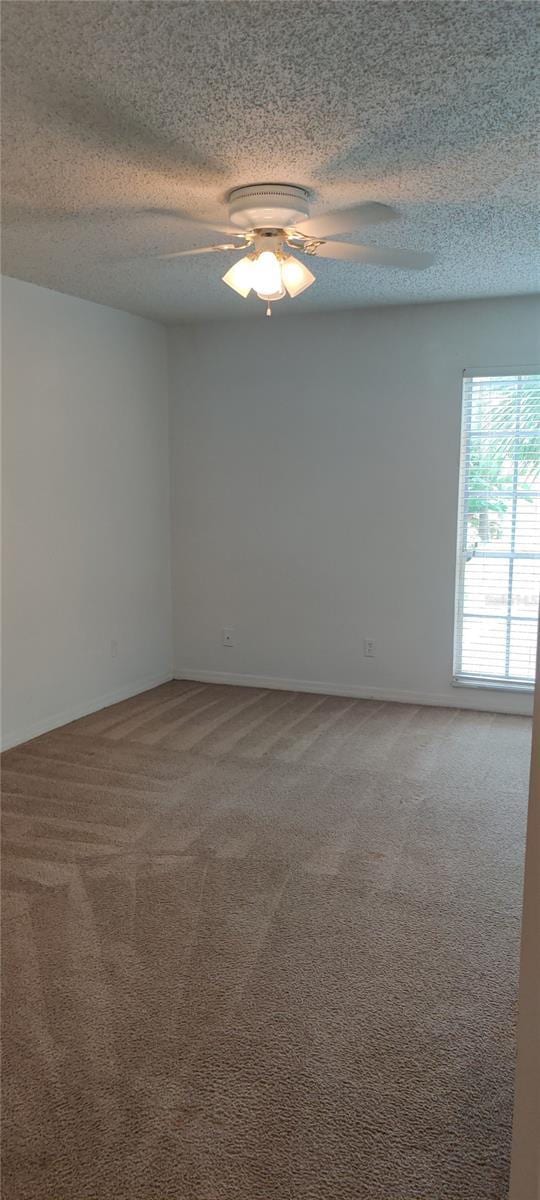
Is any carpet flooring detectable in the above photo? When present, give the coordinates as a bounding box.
[1,681,532,1200]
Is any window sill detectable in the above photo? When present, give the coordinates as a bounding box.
[452,675,534,695]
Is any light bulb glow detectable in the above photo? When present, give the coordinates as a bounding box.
[251,251,285,301]
[281,255,316,297]
[222,256,254,297]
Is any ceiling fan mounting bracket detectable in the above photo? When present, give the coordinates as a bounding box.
[253,227,285,238]
[228,184,310,231]
[301,239,325,256]
[252,230,287,254]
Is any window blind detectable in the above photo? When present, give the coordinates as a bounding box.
[454,371,540,689]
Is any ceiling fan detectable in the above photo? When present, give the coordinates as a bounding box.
[149,184,435,315]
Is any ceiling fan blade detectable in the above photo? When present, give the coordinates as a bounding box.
[295,202,398,239]
[136,209,240,237]
[3,200,239,239]
[156,243,246,260]
[308,241,435,270]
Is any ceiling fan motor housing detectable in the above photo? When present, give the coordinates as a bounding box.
[228,184,310,230]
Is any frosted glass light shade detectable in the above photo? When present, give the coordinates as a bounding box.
[281,255,316,297]
[222,256,254,297]
[222,249,315,305]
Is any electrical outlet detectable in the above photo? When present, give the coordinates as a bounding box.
[222,627,235,647]
[364,638,375,658]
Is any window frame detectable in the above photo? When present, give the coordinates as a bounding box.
[453,366,540,694]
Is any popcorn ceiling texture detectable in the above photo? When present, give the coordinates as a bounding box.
[1,681,532,1199]
[1,0,539,322]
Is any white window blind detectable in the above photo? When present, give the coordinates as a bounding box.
[454,371,540,690]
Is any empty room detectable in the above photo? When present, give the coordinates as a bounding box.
[1,2,539,1198]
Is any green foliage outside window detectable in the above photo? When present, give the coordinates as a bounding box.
[467,381,540,543]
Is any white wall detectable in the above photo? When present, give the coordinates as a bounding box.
[3,288,537,746]
[1,277,172,748]
[168,296,540,716]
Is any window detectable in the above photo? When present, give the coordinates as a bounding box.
[454,371,540,690]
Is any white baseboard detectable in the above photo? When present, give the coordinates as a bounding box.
[2,664,530,752]
[1,670,174,752]
[174,666,534,717]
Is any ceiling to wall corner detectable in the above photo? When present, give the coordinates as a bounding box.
[1,0,538,323]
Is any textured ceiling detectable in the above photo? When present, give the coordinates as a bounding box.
[1,0,539,323]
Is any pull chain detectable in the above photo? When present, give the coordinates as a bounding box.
[266,303,272,317]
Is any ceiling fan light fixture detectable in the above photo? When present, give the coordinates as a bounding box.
[222,255,254,297]
[281,254,316,297]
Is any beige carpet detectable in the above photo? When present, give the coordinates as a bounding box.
[1,681,532,1200]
